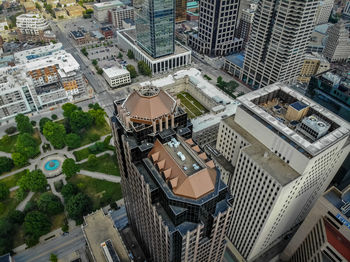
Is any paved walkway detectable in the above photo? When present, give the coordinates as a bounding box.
[16,191,35,212]
[77,150,114,164]
[0,151,12,158]
[79,170,121,183]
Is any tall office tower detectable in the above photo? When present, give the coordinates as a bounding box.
[175,0,187,23]
[323,20,350,62]
[111,86,233,262]
[134,0,175,58]
[236,4,257,49]
[188,0,242,56]
[215,83,350,260]
[314,0,334,25]
[242,0,319,89]
[343,1,350,18]
[281,186,350,262]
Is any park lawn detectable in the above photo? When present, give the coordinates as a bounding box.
[177,93,207,118]
[73,148,90,162]
[0,190,21,218]
[69,174,122,210]
[1,169,28,188]
[0,133,18,153]
[50,212,66,231]
[79,153,119,176]
[181,92,208,113]
[80,120,111,147]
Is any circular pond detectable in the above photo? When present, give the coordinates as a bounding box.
[44,159,60,171]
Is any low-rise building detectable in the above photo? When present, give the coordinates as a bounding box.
[297,53,330,83]
[100,26,113,39]
[16,13,49,35]
[70,30,90,45]
[59,0,75,7]
[102,66,131,88]
[108,5,134,29]
[93,0,123,22]
[22,1,36,12]
[54,8,68,19]
[65,5,85,17]
[47,0,59,8]
[307,23,332,53]
[0,19,8,31]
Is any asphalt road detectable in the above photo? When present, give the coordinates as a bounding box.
[14,227,86,262]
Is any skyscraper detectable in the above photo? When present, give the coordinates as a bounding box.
[135,0,175,58]
[314,0,334,25]
[215,83,350,260]
[235,4,257,49]
[175,0,187,23]
[111,86,233,262]
[188,0,242,56]
[241,0,319,89]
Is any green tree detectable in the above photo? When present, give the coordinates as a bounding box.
[50,253,58,262]
[70,110,93,133]
[12,152,28,167]
[24,200,38,214]
[39,117,52,133]
[24,211,51,246]
[43,121,66,149]
[8,210,24,224]
[137,61,152,76]
[0,217,13,254]
[88,108,106,127]
[31,120,36,126]
[65,133,81,149]
[66,193,92,224]
[62,103,78,119]
[18,169,47,192]
[92,59,98,66]
[0,156,14,174]
[97,68,103,75]
[15,187,27,201]
[118,52,123,59]
[0,183,9,201]
[5,126,17,135]
[15,114,33,134]
[127,50,135,59]
[81,47,88,57]
[37,192,64,216]
[126,64,137,78]
[62,158,80,179]
[15,133,39,159]
[51,114,58,120]
[87,154,97,168]
[35,2,41,10]
[61,183,79,202]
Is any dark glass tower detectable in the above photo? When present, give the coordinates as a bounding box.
[134,0,175,58]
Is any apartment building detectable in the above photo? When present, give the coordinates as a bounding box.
[281,186,350,262]
[297,53,330,84]
[215,83,350,260]
[111,86,233,262]
[108,5,134,29]
[315,0,334,25]
[93,0,123,22]
[188,0,242,56]
[241,0,319,88]
[16,13,49,35]
[235,4,257,49]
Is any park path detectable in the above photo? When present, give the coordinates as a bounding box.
[0,151,12,158]
[76,150,114,164]
[79,170,120,183]
[16,191,35,212]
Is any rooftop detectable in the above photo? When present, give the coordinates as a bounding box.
[103,66,129,78]
[238,83,350,157]
[225,52,245,68]
[223,116,300,186]
[324,187,350,218]
[14,43,63,63]
[100,26,112,32]
[71,30,85,39]
[93,0,123,9]
[82,209,130,262]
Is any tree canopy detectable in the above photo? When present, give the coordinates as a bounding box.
[127,50,135,59]
[12,152,28,167]
[66,192,92,224]
[61,183,79,202]
[62,158,80,179]
[18,169,47,192]
[126,64,137,79]
[37,192,64,216]
[43,121,66,149]
[15,133,39,159]
[65,133,81,150]
[24,211,51,246]
[62,103,78,119]
[39,118,52,133]
[137,61,152,76]
[0,183,9,201]
[70,110,93,133]
[0,156,14,174]
[87,154,97,168]
[88,108,106,127]
[15,114,33,134]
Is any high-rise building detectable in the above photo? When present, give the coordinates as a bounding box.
[135,0,175,58]
[280,186,350,262]
[314,0,334,25]
[241,0,319,89]
[343,1,350,18]
[297,53,330,84]
[215,83,350,260]
[188,0,242,56]
[111,86,233,262]
[108,6,134,29]
[235,4,257,49]
[175,0,187,23]
[323,20,350,62]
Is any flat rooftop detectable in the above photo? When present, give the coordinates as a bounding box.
[93,0,123,8]
[225,52,245,68]
[238,83,350,157]
[103,66,129,78]
[118,28,191,62]
[82,209,130,262]
[324,187,350,218]
[224,116,300,186]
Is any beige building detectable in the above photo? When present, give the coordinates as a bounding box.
[108,5,134,29]
[298,53,330,83]
[54,8,67,18]
[281,186,350,262]
[65,5,84,17]
[59,0,75,7]
[22,1,36,12]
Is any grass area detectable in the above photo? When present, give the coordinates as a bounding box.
[33,128,42,146]
[0,190,22,218]
[177,92,208,118]
[79,153,119,176]
[0,169,28,188]
[80,120,111,147]
[50,212,66,231]
[216,78,239,98]
[13,226,25,248]
[0,134,18,153]
[69,174,122,210]
[73,148,91,162]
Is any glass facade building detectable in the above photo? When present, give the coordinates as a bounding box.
[135,0,175,58]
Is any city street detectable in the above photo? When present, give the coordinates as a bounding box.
[14,227,86,262]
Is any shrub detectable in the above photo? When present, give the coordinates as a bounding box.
[51,114,58,120]
[5,126,17,135]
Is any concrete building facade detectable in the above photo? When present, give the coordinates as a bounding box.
[297,53,330,84]
[102,66,131,88]
[93,0,123,22]
[241,0,319,88]
[16,13,49,35]
[215,83,350,260]
[314,0,334,25]
[235,4,257,49]
[188,0,242,56]
[108,5,134,29]
[111,86,233,262]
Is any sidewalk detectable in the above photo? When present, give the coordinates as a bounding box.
[79,170,120,183]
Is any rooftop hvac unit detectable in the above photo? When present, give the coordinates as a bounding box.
[193,164,200,170]
[177,151,186,161]
[341,202,350,214]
